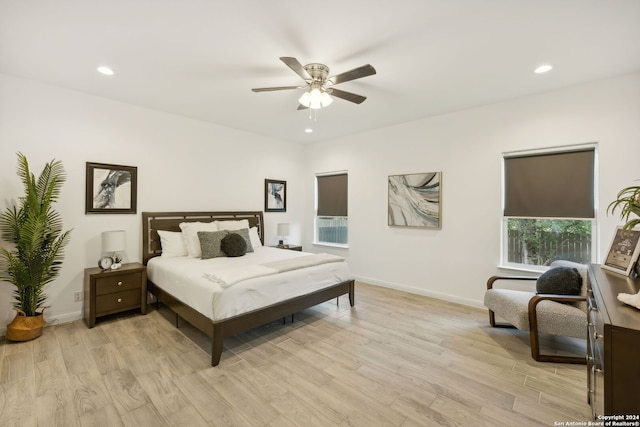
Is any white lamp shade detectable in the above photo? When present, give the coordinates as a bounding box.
[299,88,333,109]
[277,223,290,236]
[102,230,126,253]
[320,91,333,107]
[298,91,311,107]
[308,88,323,109]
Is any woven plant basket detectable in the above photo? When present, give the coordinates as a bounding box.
[6,309,45,342]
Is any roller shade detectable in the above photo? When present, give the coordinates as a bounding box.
[504,149,595,218]
[317,173,348,217]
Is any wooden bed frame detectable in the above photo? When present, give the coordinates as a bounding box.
[142,211,355,366]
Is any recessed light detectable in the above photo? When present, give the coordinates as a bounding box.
[305,128,313,133]
[97,66,114,76]
[534,64,552,74]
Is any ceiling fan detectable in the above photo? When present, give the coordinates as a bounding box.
[251,57,376,110]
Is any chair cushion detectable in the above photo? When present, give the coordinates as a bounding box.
[484,289,534,330]
[532,299,587,339]
[484,288,587,339]
[536,266,582,295]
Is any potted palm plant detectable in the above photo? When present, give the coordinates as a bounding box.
[0,153,71,341]
[608,182,640,231]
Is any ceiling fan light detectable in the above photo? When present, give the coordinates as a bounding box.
[307,88,323,109]
[298,91,311,107]
[309,88,322,99]
[320,91,333,107]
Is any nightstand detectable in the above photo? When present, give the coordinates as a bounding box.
[271,244,302,251]
[84,262,147,328]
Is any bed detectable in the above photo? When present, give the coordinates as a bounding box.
[142,211,355,366]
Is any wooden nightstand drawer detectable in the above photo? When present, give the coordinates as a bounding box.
[84,262,147,328]
[96,289,141,315]
[95,272,142,295]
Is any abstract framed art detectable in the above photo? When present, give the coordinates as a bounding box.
[85,162,137,214]
[265,179,286,212]
[388,172,442,228]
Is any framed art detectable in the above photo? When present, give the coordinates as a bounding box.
[265,179,286,212]
[602,226,640,276]
[86,162,137,214]
[388,172,441,228]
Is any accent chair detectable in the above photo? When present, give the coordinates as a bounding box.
[484,260,588,364]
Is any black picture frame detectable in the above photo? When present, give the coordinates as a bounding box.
[265,179,286,212]
[602,226,640,276]
[86,162,137,214]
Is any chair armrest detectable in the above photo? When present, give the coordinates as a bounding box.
[487,275,537,290]
[527,293,588,364]
[528,294,587,310]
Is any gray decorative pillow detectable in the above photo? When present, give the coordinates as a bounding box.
[232,228,254,253]
[536,266,582,295]
[221,233,247,257]
[198,230,229,259]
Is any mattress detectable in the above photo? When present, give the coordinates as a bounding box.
[147,246,351,321]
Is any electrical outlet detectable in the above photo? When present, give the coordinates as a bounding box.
[74,291,82,302]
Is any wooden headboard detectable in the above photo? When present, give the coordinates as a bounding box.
[142,211,264,265]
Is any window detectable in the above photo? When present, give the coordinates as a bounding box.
[315,172,348,246]
[502,146,596,269]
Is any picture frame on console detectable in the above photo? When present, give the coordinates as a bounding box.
[602,226,640,276]
[265,179,286,212]
[86,162,138,214]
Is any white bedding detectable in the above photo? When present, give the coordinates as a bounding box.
[147,246,352,321]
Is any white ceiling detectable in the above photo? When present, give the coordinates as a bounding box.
[2,0,640,144]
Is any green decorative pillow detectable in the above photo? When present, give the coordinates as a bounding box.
[221,233,247,257]
[536,266,582,295]
[198,230,229,259]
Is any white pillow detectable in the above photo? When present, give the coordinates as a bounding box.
[157,230,188,258]
[249,226,263,248]
[179,221,218,257]
[216,219,250,231]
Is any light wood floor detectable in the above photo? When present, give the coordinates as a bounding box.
[0,282,591,427]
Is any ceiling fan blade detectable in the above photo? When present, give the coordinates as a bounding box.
[280,57,311,81]
[331,64,376,85]
[251,86,301,92]
[328,88,367,104]
[297,104,309,110]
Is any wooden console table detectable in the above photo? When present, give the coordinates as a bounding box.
[587,264,640,417]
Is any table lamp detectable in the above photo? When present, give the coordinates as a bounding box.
[277,223,290,248]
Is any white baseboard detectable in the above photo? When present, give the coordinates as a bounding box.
[1,311,83,339]
[352,274,485,309]
[47,311,83,327]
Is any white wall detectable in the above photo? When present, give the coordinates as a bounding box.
[0,73,305,333]
[304,72,640,307]
[2,71,639,335]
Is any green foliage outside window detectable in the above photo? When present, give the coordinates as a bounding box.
[507,218,592,266]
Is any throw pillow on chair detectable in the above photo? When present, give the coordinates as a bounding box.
[536,266,582,295]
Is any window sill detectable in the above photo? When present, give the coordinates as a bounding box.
[313,242,349,249]
[498,264,548,275]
